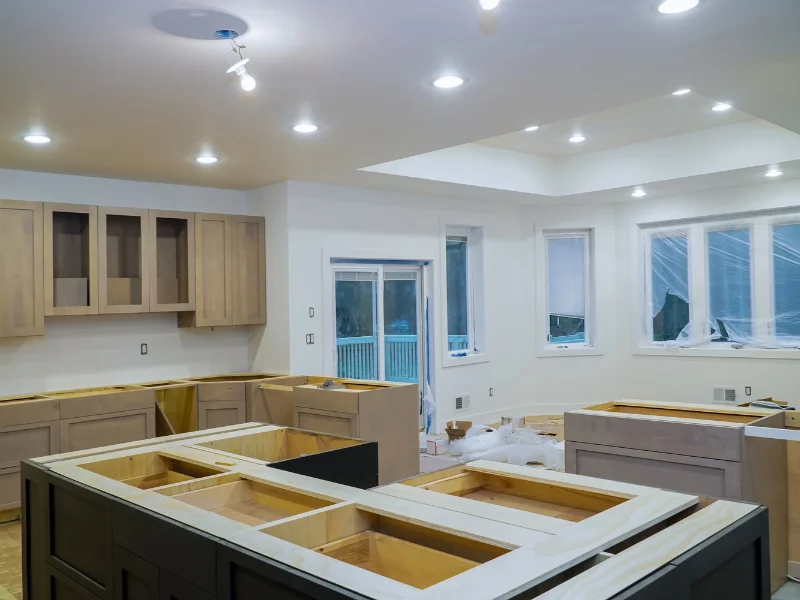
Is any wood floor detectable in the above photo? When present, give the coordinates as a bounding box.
[0,521,21,600]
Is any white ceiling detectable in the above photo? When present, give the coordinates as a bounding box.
[477,94,754,158]
[1,0,800,193]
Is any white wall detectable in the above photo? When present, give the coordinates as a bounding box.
[0,168,253,395]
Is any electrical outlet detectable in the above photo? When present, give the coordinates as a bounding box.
[309,307,315,318]
[745,386,752,396]
[140,343,148,356]
[489,388,494,397]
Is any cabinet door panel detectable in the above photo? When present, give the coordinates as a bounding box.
[159,570,215,600]
[149,210,195,312]
[198,400,245,430]
[0,420,59,470]
[231,216,266,325]
[0,200,44,337]
[0,467,21,510]
[59,408,155,453]
[98,207,149,314]
[113,546,159,600]
[44,203,99,316]
[293,407,359,438]
[194,213,232,326]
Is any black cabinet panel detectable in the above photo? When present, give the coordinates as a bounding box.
[113,501,217,593]
[113,546,159,600]
[159,569,216,600]
[269,442,379,490]
[22,461,48,600]
[46,563,103,600]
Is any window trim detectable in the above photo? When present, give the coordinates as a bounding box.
[543,230,593,349]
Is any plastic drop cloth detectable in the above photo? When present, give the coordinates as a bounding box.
[448,423,565,470]
[648,225,800,349]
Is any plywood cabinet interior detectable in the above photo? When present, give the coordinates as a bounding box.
[44,203,98,316]
[0,200,44,337]
[231,215,266,325]
[148,210,195,312]
[99,207,150,313]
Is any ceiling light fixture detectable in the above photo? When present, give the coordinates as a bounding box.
[765,168,784,178]
[223,33,256,91]
[196,155,218,164]
[433,75,464,89]
[712,102,732,112]
[658,0,699,14]
[631,188,647,198]
[672,88,691,96]
[293,123,318,133]
[24,134,51,144]
[524,125,539,132]
[479,0,500,10]
[569,134,586,143]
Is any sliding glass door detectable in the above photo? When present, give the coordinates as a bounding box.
[333,265,423,385]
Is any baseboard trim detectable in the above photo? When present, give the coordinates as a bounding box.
[788,560,800,579]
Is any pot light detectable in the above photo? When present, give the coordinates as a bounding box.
[765,168,784,178]
[712,102,732,112]
[24,134,51,144]
[631,188,647,198]
[434,75,464,89]
[293,123,318,133]
[672,88,691,96]
[569,134,586,143]
[479,0,500,10]
[658,0,699,14]
[196,155,218,164]
[524,125,539,132]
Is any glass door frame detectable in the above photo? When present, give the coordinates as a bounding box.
[330,263,425,387]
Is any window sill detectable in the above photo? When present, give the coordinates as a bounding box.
[536,347,603,358]
[634,346,800,360]
[441,353,490,368]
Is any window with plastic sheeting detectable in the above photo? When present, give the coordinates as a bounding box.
[443,225,485,359]
[707,228,752,343]
[544,231,592,347]
[773,223,800,345]
[648,232,690,343]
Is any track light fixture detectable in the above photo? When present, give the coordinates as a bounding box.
[223,34,256,91]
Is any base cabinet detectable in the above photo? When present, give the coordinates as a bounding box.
[114,546,159,600]
[46,563,104,599]
[160,570,216,600]
[197,400,245,430]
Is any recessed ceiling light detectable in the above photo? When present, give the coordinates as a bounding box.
[569,135,586,143]
[479,0,500,10]
[293,123,318,133]
[24,134,51,144]
[631,188,647,198]
[433,75,464,89]
[712,102,732,112]
[658,0,699,14]
[196,155,218,164]
[524,126,539,132]
[672,88,691,96]
[765,168,784,178]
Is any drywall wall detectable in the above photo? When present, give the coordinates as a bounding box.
[0,168,252,395]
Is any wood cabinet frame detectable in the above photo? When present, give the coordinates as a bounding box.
[293,406,359,438]
[148,209,196,313]
[59,408,156,453]
[230,215,266,326]
[190,213,234,327]
[98,206,150,314]
[44,203,99,316]
[0,199,44,337]
[198,400,246,430]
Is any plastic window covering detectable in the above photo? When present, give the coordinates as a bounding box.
[650,233,690,343]
[774,223,800,344]
[708,228,752,342]
[546,236,587,345]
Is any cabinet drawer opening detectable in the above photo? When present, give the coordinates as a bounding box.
[260,504,511,589]
[189,374,280,383]
[169,477,335,526]
[44,386,137,398]
[585,402,764,424]
[78,451,224,489]
[412,469,628,522]
[196,428,363,463]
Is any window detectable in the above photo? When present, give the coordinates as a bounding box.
[640,211,800,351]
[544,231,593,347]
[648,232,690,343]
[444,226,484,358]
[773,223,800,343]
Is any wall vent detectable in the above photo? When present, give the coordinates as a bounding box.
[713,387,736,404]
[455,395,471,412]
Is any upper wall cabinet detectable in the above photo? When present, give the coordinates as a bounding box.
[179,214,265,328]
[44,204,99,316]
[231,215,267,326]
[148,210,195,312]
[0,200,44,337]
[98,207,150,314]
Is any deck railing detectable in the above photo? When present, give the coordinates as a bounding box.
[336,334,468,382]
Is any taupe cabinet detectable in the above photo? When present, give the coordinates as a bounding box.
[0,200,265,337]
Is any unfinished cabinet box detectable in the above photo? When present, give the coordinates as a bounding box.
[186,373,286,428]
[565,399,788,592]
[148,210,195,313]
[198,400,245,430]
[257,376,341,426]
[44,203,99,316]
[99,207,150,313]
[293,380,419,484]
[230,215,266,326]
[50,386,156,453]
[0,200,44,337]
